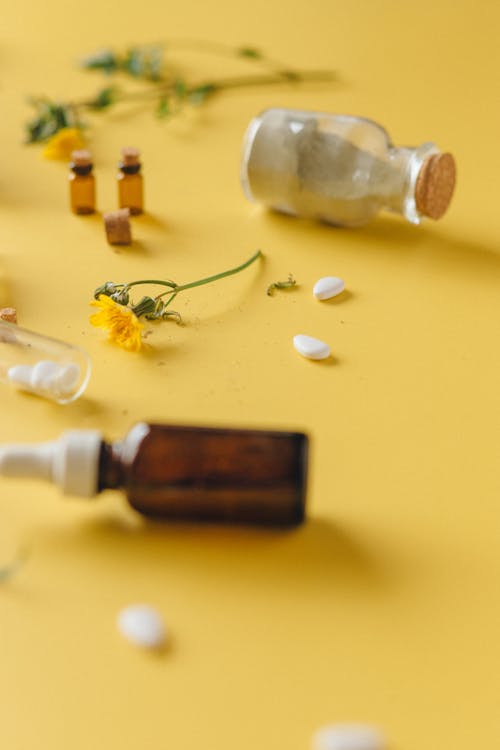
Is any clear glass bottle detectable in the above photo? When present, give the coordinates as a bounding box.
[118,147,143,215]
[0,321,91,404]
[69,149,96,215]
[241,108,456,227]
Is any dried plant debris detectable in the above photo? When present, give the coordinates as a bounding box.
[266,274,297,296]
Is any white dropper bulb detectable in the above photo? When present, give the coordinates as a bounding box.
[0,430,103,498]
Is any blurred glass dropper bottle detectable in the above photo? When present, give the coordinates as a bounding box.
[0,423,308,527]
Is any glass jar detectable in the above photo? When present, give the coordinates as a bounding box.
[241,108,456,227]
[0,321,91,404]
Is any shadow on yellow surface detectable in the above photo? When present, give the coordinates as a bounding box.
[38,511,404,598]
[263,209,500,269]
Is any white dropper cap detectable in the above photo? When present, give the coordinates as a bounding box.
[0,430,103,498]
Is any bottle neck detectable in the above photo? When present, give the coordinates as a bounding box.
[119,163,141,175]
[98,441,124,491]
[70,164,93,177]
[383,142,439,224]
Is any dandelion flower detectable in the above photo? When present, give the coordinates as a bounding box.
[42,127,86,160]
[90,295,144,352]
[90,250,263,353]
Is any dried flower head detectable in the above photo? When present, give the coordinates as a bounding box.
[42,127,86,160]
[90,295,144,352]
[90,250,262,352]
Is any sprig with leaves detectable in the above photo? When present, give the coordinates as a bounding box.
[90,249,263,351]
[25,41,335,151]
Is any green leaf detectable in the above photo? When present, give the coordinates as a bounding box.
[50,103,69,128]
[174,78,187,100]
[88,86,118,110]
[148,46,165,81]
[123,47,143,77]
[238,47,262,59]
[156,96,171,118]
[81,49,118,74]
[280,70,300,81]
[188,83,216,106]
[122,45,165,81]
[25,119,45,143]
[25,103,64,143]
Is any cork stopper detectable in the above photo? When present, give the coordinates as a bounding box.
[0,307,17,324]
[121,147,140,166]
[71,150,93,167]
[415,152,456,220]
[103,209,132,246]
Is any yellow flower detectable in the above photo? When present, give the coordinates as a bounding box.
[90,295,144,352]
[42,127,86,160]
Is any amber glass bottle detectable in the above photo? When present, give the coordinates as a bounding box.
[118,147,143,215]
[69,150,96,214]
[0,423,309,527]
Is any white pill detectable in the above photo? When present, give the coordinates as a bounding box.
[313,276,345,300]
[117,604,167,649]
[52,363,81,395]
[311,724,385,750]
[31,360,60,391]
[293,334,331,360]
[7,364,34,389]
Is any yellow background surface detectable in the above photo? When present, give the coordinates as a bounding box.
[1,1,499,748]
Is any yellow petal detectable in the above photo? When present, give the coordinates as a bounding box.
[89,296,144,352]
[42,128,86,161]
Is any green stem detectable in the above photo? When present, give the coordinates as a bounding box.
[125,279,178,290]
[130,249,262,298]
[81,70,335,108]
[203,70,336,90]
[172,248,262,293]
[161,292,178,308]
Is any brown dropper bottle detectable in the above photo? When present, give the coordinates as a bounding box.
[0,423,309,527]
[69,150,96,214]
[118,147,143,215]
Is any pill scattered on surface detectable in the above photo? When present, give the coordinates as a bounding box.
[293,334,331,360]
[311,724,386,750]
[313,276,345,300]
[117,604,167,649]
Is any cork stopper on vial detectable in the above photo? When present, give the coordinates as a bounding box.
[71,150,93,168]
[121,147,141,167]
[103,208,132,245]
[0,308,17,324]
[415,152,456,220]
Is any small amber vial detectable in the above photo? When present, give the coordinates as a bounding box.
[69,150,96,215]
[118,147,143,215]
